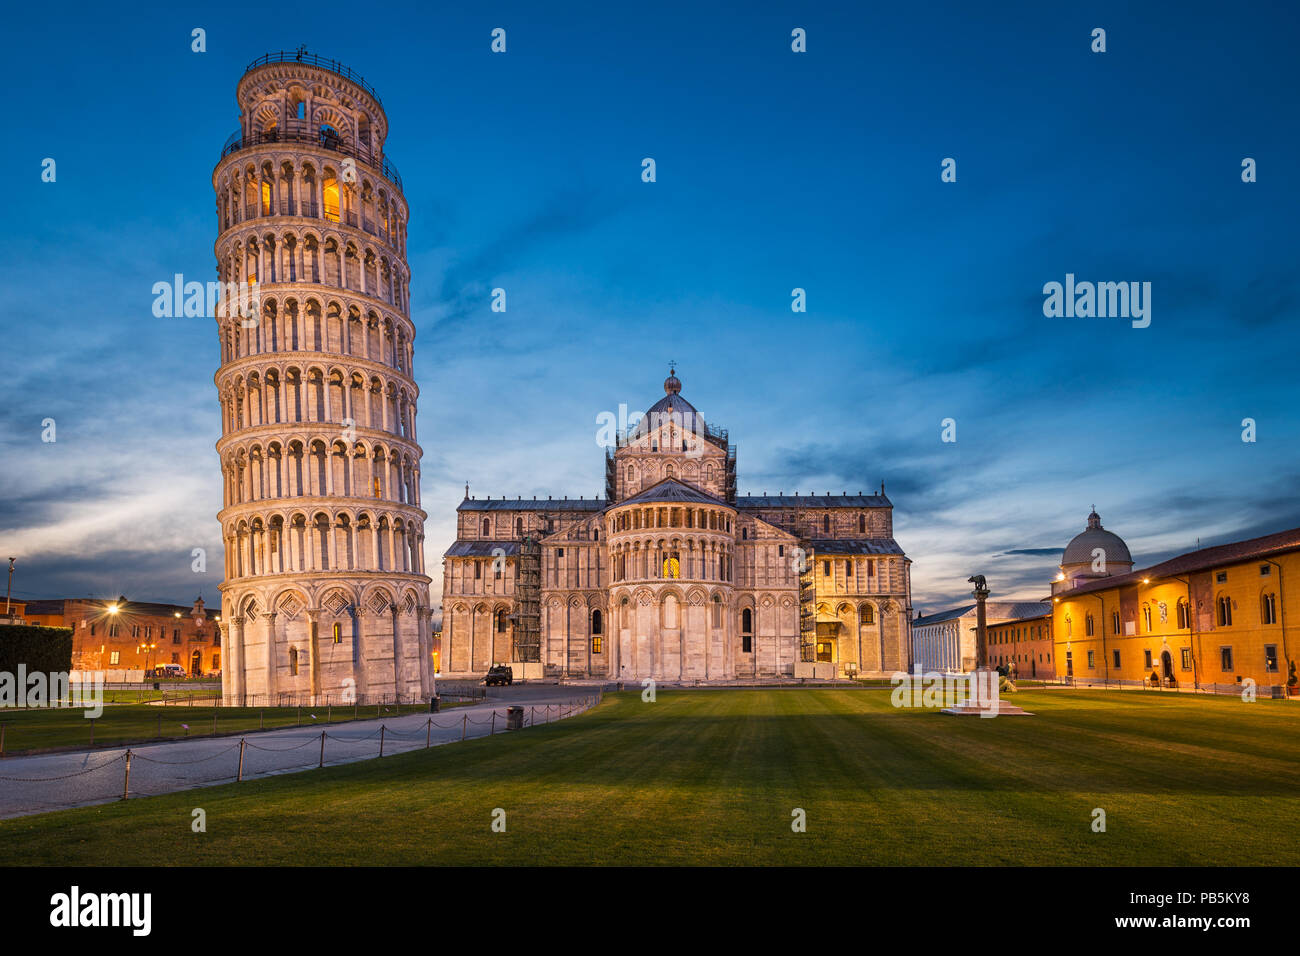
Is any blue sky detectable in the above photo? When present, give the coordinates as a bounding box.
[1,0,1297,612]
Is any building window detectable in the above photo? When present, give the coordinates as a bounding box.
[1181,647,1193,670]
[1176,600,1189,629]
[1217,595,1232,627]
[663,553,680,579]
[333,622,342,644]
[557,548,564,558]
[845,560,852,577]
[495,609,507,633]
[742,528,748,540]
[1111,611,1120,635]
[481,517,490,536]
[1216,571,1227,583]
[1260,564,1271,576]
[712,596,722,628]
[516,517,523,535]
[1085,614,1094,636]
[131,624,140,638]
[1112,649,1121,669]
[823,515,830,533]
[289,647,299,676]
[1142,604,1152,632]
[474,562,482,580]
[816,641,832,662]
[592,635,603,654]
[1087,650,1095,669]
[778,545,784,557]
[1265,644,1278,673]
[1144,649,1153,669]
[145,626,152,639]
[591,609,603,635]
[1262,592,1277,625]
[859,514,866,533]
[110,651,120,665]
[89,623,96,636]
[823,560,831,576]
[863,604,874,625]
[1065,616,1072,638]
[1220,646,1234,671]
[109,623,119,638]
[741,607,753,646]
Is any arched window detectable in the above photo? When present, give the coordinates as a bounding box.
[322,175,340,222]
[289,646,299,676]
[663,553,680,579]
[591,634,603,654]
[1085,614,1095,636]
[862,604,875,625]
[711,595,722,628]
[1142,604,1152,632]
[481,517,491,536]
[495,609,507,633]
[823,514,830,533]
[1217,595,1232,627]
[515,517,523,536]
[1112,610,1121,634]
[741,528,748,540]
[591,609,603,635]
[741,607,753,653]
[1176,600,1189,629]
[1262,592,1277,625]
[859,514,866,533]
[332,622,342,644]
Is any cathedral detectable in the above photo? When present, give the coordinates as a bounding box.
[441,370,914,681]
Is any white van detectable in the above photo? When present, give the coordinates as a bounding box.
[155,664,186,679]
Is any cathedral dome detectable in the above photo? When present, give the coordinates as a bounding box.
[1062,508,1132,568]
[633,367,699,437]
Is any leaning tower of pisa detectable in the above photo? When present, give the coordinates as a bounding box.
[211,51,433,706]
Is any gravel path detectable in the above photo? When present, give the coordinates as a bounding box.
[0,691,599,819]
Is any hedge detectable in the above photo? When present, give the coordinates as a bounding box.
[0,624,74,676]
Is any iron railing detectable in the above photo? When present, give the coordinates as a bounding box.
[219,122,403,190]
[244,50,384,106]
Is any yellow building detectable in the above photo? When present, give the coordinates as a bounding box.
[1053,526,1300,693]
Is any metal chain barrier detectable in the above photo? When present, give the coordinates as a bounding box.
[132,742,243,765]
[0,753,127,783]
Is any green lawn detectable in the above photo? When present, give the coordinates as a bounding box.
[0,700,430,754]
[2,687,1297,866]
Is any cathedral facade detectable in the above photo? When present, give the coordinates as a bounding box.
[441,371,913,681]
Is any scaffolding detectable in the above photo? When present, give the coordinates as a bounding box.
[724,444,737,504]
[605,448,617,503]
[510,533,542,663]
[798,540,817,662]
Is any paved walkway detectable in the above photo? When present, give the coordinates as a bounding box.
[0,691,599,820]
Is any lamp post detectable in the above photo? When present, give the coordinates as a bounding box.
[4,558,13,621]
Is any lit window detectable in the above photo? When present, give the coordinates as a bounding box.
[1220,646,1234,671]
[333,622,342,644]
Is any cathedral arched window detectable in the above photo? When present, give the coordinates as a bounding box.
[741,608,753,653]
[591,609,603,635]
[495,610,507,633]
[1176,600,1189,629]
[516,517,523,536]
[1085,614,1094,636]
[859,513,866,533]
[289,646,299,676]
[332,622,342,644]
[823,515,831,533]
[481,517,491,537]
[663,553,680,579]
[862,604,875,625]
[1142,604,1152,632]
[711,595,722,628]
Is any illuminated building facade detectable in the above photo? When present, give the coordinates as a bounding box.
[441,370,914,680]
[212,52,434,704]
